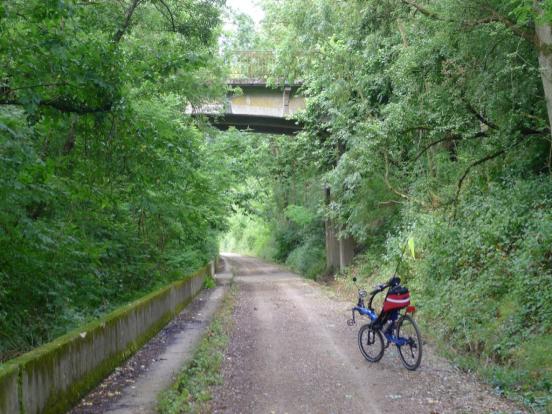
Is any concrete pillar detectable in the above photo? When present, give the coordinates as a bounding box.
[325,186,339,273]
[282,86,291,116]
[325,221,356,272]
[339,236,355,271]
[325,219,341,273]
[324,186,355,273]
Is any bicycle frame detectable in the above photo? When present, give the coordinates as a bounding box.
[349,275,422,370]
[350,304,415,347]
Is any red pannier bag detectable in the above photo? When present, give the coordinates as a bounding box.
[382,285,410,312]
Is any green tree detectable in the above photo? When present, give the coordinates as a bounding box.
[257,0,552,408]
[222,11,260,51]
[0,0,228,361]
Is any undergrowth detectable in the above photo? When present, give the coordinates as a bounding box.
[334,178,552,413]
[221,207,326,280]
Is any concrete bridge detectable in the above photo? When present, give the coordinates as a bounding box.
[197,79,305,135]
[192,51,305,135]
[196,51,354,271]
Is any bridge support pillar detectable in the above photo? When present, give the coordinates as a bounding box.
[324,186,355,273]
[282,86,291,116]
[325,219,341,273]
[325,220,356,273]
[339,235,355,271]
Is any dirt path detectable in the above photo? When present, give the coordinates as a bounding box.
[212,254,525,414]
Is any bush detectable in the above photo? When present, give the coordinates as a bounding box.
[343,177,552,409]
[285,239,326,279]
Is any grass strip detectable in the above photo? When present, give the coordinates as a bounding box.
[158,284,237,414]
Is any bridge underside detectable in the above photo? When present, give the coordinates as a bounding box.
[203,114,302,135]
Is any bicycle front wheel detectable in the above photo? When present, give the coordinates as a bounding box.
[358,324,384,362]
[396,314,422,370]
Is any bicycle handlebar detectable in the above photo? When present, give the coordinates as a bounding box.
[370,275,400,294]
[367,275,402,308]
[370,284,386,295]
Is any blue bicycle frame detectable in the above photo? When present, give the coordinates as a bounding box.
[351,306,409,347]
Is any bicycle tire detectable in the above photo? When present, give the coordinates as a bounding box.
[358,324,384,363]
[396,314,422,370]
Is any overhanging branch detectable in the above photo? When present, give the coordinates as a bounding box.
[452,129,547,213]
[0,98,113,114]
[401,0,537,47]
[113,0,142,43]
[156,0,176,32]
[411,131,488,163]
[463,98,499,130]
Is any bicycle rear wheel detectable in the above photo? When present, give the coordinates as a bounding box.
[358,324,384,362]
[396,314,422,370]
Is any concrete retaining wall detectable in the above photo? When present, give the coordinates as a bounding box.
[0,265,210,414]
[0,364,19,414]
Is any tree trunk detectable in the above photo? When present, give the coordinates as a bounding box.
[535,4,552,140]
[113,0,141,43]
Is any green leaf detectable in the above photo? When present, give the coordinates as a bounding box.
[408,236,415,259]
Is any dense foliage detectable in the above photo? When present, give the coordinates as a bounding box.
[216,129,326,279]
[0,0,229,361]
[2,0,552,410]
[218,0,552,409]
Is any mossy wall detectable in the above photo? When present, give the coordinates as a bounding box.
[0,265,211,414]
[0,364,19,414]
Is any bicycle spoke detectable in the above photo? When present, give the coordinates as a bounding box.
[397,315,422,370]
[358,324,384,363]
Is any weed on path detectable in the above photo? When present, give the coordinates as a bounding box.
[158,284,238,414]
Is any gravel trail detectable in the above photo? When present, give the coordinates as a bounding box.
[212,254,525,414]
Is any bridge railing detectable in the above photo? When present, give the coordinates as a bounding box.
[226,50,274,81]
